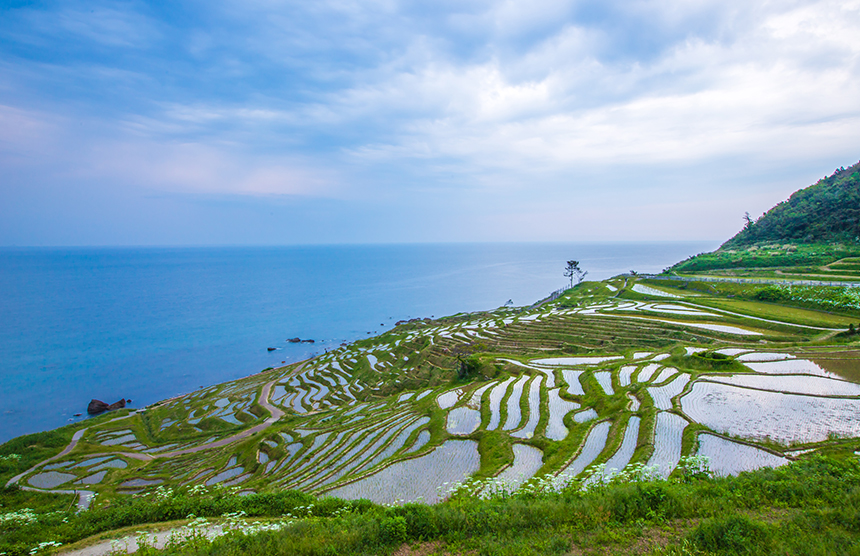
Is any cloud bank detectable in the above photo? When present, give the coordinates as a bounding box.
[1,0,858,244]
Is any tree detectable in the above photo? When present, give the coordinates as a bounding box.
[564,260,587,288]
[743,211,754,230]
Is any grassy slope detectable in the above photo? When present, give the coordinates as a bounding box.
[5,276,860,554]
[14,454,860,556]
[670,160,860,275]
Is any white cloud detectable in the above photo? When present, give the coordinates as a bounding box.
[2,0,859,244]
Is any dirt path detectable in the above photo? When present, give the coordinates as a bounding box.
[8,362,305,509]
[6,415,140,510]
[157,370,292,457]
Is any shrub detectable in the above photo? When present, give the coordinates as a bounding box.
[755,286,788,302]
[689,515,773,555]
[379,515,407,544]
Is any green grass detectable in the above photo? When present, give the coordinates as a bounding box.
[6,455,860,556]
[687,297,856,328]
[8,274,860,555]
[670,243,860,273]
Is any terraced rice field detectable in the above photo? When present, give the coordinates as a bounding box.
[15,280,860,506]
[323,440,480,504]
[647,412,688,477]
[681,381,860,444]
[590,417,641,482]
[494,444,544,491]
[559,421,611,479]
[697,434,790,476]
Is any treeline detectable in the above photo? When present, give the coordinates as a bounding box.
[725,160,860,248]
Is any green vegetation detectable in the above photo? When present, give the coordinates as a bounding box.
[643,277,860,320]
[4,275,860,554]
[4,455,860,555]
[668,160,860,274]
[670,242,860,273]
[726,160,860,248]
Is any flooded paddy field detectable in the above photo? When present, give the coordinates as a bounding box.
[14,281,860,505]
[647,412,688,477]
[680,381,860,444]
[323,440,480,504]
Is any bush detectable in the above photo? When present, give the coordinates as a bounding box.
[610,482,679,522]
[755,286,789,302]
[689,515,773,555]
[379,515,407,544]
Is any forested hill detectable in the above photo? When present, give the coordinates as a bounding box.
[723,160,860,248]
[669,159,860,272]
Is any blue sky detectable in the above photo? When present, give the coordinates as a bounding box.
[1,0,858,245]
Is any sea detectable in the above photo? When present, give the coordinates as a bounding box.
[0,242,715,443]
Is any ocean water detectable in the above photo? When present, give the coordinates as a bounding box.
[0,242,714,443]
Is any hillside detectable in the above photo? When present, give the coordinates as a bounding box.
[725,160,860,248]
[721,162,860,249]
[3,274,860,555]
[671,160,860,273]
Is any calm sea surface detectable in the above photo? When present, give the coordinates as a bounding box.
[0,242,715,443]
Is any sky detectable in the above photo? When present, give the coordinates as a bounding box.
[1,0,859,246]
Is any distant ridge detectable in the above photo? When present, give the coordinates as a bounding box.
[724,160,860,248]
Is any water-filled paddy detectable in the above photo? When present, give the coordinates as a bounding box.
[737,352,795,362]
[592,417,641,481]
[324,440,481,504]
[494,444,544,491]
[648,374,690,411]
[618,366,635,387]
[498,359,556,386]
[594,371,614,395]
[206,467,245,486]
[652,367,677,384]
[559,421,611,478]
[647,412,687,477]
[697,433,789,476]
[436,389,463,409]
[76,470,108,485]
[502,375,529,430]
[512,376,543,439]
[561,370,584,395]
[545,389,580,440]
[636,364,661,383]
[631,284,678,298]
[681,381,860,444]
[658,320,762,336]
[743,359,838,378]
[29,472,75,489]
[702,374,860,396]
[574,408,598,423]
[487,377,516,430]
[405,430,430,453]
[532,356,624,366]
[447,406,481,435]
[626,393,640,411]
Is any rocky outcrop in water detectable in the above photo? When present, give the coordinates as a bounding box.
[87,398,126,415]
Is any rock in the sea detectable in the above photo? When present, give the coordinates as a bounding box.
[287,337,301,343]
[267,347,277,351]
[301,339,315,343]
[87,398,126,415]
